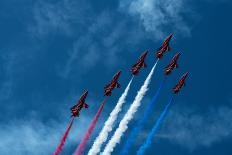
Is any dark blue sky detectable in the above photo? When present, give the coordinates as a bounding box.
[0,0,232,154]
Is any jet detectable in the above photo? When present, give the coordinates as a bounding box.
[164,53,181,75]
[156,34,173,59]
[173,72,189,94]
[70,91,89,117]
[131,51,148,75]
[104,71,121,96]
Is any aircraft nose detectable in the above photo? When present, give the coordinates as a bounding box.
[176,52,181,58]
[118,71,122,75]
[184,72,189,77]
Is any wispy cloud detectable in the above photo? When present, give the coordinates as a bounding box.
[28,0,91,38]
[0,119,60,155]
[0,51,20,101]
[59,11,145,78]
[28,0,155,79]
[158,103,232,151]
[27,0,195,78]
[119,0,192,40]
[0,46,39,102]
[0,115,92,155]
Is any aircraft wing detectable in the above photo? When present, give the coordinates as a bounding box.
[132,63,138,68]
[143,62,147,68]
[183,82,186,86]
[116,82,120,88]
[70,105,77,110]
[167,45,171,51]
[175,63,179,68]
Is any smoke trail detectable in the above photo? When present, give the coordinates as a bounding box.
[88,77,134,155]
[74,99,106,155]
[137,97,174,155]
[53,117,74,155]
[121,78,166,155]
[102,60,159,155]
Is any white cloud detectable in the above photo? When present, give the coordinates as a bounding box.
[58,11,145,78]
[28,0,91,38]
[120,0,192,40]
[59,12,110,78]
[0,52,20,101]
[0,47,39,102]
[28,0,189,78]
[26,0,153,79]
[0,115,92,155]
[158,103,232,151]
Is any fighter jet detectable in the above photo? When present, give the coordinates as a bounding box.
[70,91,89,117]
[104,71,121,96]
[131,51,148,75]
[164,53,181,75]
[156,34,173,59]
[173,72,189,94]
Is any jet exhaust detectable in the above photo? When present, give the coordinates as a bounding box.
[53,117,74,155]
[74,99,106,155]
[137,96,174,155]
[101,60,159,155]
[88,77,134,155]
[121,78,166,155]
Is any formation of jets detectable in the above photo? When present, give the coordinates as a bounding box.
[70,34,189,117]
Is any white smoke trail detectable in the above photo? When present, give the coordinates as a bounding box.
[87,77,134,155]
[101,60,159,155]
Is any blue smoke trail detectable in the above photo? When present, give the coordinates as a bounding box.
[137,96,174,155]
[120,78,166,155]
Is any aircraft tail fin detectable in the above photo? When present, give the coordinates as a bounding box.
[84,103,89,108]
[143,63,147,68]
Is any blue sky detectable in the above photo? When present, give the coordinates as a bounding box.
[0,0,232,154]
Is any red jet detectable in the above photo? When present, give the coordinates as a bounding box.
[164,53,181,75]
[70,91,89,117]
[173,72,189,94]
[156,34,173,59]
[131,51,148,75]
[104,71,121,96]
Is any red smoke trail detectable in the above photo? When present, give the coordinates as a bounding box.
[53,117,75,155]
[74,99,106,155]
